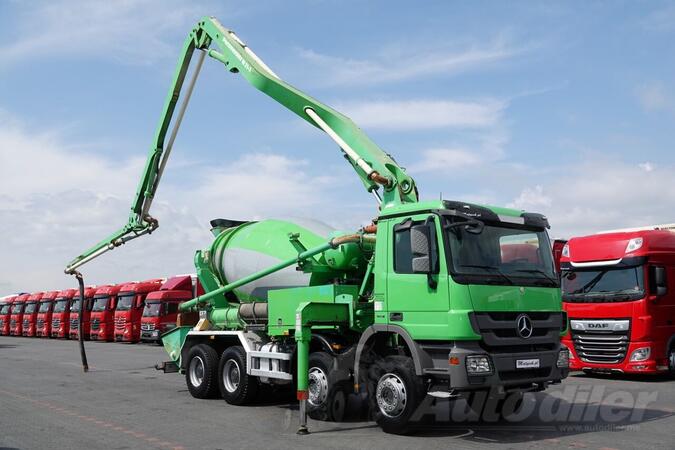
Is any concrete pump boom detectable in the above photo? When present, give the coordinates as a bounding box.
[65,16,417,274]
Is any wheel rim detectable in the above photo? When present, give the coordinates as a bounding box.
[376,372,407,418]
[308,366,328,406]
[223,359,241,393]
[189,355,205,387]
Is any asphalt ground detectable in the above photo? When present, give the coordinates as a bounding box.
[0,336,674,450]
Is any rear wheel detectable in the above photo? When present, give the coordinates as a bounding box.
[367,356,425,435]
[185,344,219,399]
[307,352,348,422]
[218,346,258,405]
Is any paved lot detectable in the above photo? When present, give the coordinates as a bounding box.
[0,336,673,450]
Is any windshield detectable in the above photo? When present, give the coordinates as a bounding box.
[143,302,162,317]
[445,219,557,287]
[92,295,110,312]
[38,301,52,313]
[11,303,24,314]
[53,298,69,313]
[562,266,644,302]
[116,294,135,311]
[24,302,38,314]
[0,304,9,314]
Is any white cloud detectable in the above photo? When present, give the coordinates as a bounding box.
[0,0,210,67]
[0,111,351,294]
[635,82,670,112]
[336,99,506,130]
[297,37,523,86]
[507,161,675,238]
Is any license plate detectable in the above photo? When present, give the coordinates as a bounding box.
[516,358,540,369]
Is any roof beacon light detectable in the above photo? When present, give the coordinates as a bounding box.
[625,237,644,254]
[561,243,570,258]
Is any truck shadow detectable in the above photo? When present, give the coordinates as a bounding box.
[571,371,675,384]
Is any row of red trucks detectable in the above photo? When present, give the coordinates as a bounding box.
[0,275,201,344]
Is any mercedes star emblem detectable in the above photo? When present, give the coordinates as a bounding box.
[516,314,533,339]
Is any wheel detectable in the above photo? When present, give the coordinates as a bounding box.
[307,352,348,422]
[466,390,524,419]
[668,345,675,379]
[185,344,219,399]
[218,346,258,405]
[367,355,425,435]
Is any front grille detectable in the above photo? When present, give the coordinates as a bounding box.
[141,322,155,331]
[471,311,562,352]
[571,324,629,364]
[70,318,79,330]
[114,317,126,330]
[10,319,16,327]
[52,318,60,329]
[37,319,44,329]
[91,318,100,331]
[22,319,29,328]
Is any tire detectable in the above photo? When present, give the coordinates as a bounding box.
[307,352,348,422]
[185,344,219,399]
[218,346,258,405]
[467,390,524,419]
[668,344,675,379]
[367,355,425,435]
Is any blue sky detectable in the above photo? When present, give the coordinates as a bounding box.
[1,0,674,293]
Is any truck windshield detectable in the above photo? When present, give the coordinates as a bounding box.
[0,304,9,314]
[116,294,135,311]
[143,302,162,317]
[70,298,92,312]
[24,302,37,314]
[11,303,24,314]
[53,298,69,313]
[562,266,644,302]
[38,301,52,313]
[92,295,110,311]
[445,219,557,287]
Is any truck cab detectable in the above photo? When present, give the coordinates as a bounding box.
[115,279,163,342]
[36,291,59,337]
[51,289,76,338]
[141,276,199,343]
[560,226,675,374]
[90,284,125,341]
[0,296,17,335]
[22,292,44,337]
[9,294,29,336]
[69,287,97,340]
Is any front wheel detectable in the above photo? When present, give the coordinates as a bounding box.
[367,356,425,435]
[185,344,219,399]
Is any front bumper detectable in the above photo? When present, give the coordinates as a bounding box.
[563,339,668,374]
[445,341,568,391]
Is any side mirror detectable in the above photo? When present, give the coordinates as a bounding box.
[653,266,667,297]
[410,224,431,274]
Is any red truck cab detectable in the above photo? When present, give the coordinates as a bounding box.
[114,279,163,343]
[9,294,30,336]
[51,289,76,338]
[69,287,97,340]
[90,284,124,341]
[22,292,44,337]
[560,225,675,374]
[141,276,201,343]
[0,296,17,335]
[36,291,59,337]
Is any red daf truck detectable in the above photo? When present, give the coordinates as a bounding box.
[140,276,201,344]
[114,279,163,343]
[560,225,675,374]
[22,292,44,337]
[9,294,29,336]
[90,284,126,341]
[36,291,59,337]
[0,296,17,335]
[51,289,77,338]
[69,286,97,340]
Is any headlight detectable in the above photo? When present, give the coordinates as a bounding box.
[152,330,159,336]
[630,347,651,362]
[561,243,570,257]
[466,355,493,375]
[557,348,570,368]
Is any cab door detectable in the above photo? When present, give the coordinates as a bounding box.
[386,215,449,339]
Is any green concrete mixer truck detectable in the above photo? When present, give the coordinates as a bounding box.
[65,16,568,435]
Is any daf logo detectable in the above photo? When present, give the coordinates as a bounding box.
[588,323,608,329]
[516,314,533,339]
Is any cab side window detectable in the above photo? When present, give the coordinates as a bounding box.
[393,219,438,274]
